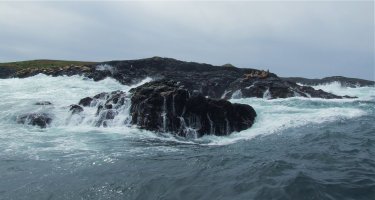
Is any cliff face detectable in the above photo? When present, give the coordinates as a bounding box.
[1,57,356,99]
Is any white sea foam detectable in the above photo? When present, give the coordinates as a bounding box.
[231,90,243,99]
[0,75,158,159]
[96,64,116,74]
[200,97,367,145]
[201,81,374,145]
[311,81,375,100]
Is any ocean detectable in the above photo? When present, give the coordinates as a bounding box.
[0,74,374,200]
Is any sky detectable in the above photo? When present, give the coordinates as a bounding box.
[0,1,374,80]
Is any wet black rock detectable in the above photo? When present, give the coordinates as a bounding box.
[69,104,84,114]
[78,90,129,127]
[89,57,356,99]
[35,101,52,105]
[222,77,343,99]
[129,80,257,137]
[94,57,278,99]
[282,76,375,88]
[75,80,256,136]
[79,97,94,107]
[342,95,357,99]
[16,113,52,128]
[12,65,94,79]
[76,80,257,137]
[94,91,128,127]
[0,66,16,78]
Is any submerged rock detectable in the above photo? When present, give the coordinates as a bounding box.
[129,80,257,137]
[35,101,52,105]
[16,113,52,128]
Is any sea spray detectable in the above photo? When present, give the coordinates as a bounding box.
[263,88,272,99]
[231,89,243,99]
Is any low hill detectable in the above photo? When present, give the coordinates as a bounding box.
[0,59,98,78]
[0,59,97,69]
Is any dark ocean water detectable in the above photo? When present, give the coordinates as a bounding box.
[0,75,374,200]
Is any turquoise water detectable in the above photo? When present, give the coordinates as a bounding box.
[0,75,374,199]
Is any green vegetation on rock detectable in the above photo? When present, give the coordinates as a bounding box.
[0,59,97,70]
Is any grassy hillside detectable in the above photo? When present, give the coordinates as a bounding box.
[0,59,97,70]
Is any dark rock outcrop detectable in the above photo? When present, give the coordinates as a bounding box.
[94,91,128,127]
[222,77,343,99]
[78,90,129,127]
[35,101,52,105]
[9,57,366,136]
[282,76,375,88]
[83,58,358,99]
[16,113,52,128]
[129,80,257,137]
[0,66,16,78]
[79,97,94,107]
[6,57,355,99]
[69,104,84,114]
[76,80,257,137]
[89,57,279,98]
[14,65,94,78]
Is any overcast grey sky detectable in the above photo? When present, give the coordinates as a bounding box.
[0,1,374,79]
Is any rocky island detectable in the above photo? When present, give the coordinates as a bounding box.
[0,57,366,137]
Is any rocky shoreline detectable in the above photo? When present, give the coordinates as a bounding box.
[1,57,361,99]
[282,76,375,88]
[5,57,370,137]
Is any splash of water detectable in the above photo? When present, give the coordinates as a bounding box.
[231,90,243,99]
[162,95,167,132]
[263,88,272,99]
[206,113,214,135]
